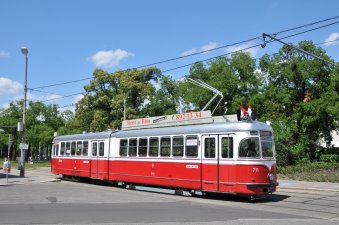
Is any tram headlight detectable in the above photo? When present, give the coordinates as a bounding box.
[268,173,275,181]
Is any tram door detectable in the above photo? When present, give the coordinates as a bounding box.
[201,135,219,192]
[91,141,99,179]
[218,134,234,192]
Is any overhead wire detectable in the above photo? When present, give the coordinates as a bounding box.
[37,37,337,103]
[32,17,339,103]
[30,15,339,91]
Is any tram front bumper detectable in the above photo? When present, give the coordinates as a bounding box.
[247,181,279,193]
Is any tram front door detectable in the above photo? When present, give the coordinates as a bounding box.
[201,134,234,192]
[201,135,219,192]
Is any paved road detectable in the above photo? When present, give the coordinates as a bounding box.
[0,168,338,224]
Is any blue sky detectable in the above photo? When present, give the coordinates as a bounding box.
[0,0,338,112]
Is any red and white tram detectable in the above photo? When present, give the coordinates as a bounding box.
[51,111,278,197]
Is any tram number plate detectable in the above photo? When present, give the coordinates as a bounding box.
[253,168,259,173]
[186,165,199,169]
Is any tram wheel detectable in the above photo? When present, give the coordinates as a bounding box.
[174,189,184,195]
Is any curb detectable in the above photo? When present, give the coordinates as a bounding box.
[277,186,339,192]
[0,177,60,186]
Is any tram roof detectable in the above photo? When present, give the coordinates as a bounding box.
[53,131,115,142]
[54,121,272,142]
[113,121,272,138]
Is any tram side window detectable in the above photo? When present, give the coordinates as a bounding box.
[71,141,76,156]
[260,131,274,158]
[172,136,184,157]
[66,142,71,156]
[139,138,147,157]
[129,139,137,157]
[149,137,159,157]
[120,139,128,156]
[239,138,260,158]
[60,142,65,155]
[160,137,171,157]
[99,142,105,156]
[185,135,198,157]
[55,144,59,156]
[204,137,216,158]
[262,141,273,158]
[76,141,82,156]
[83,141,88,156]
[221,137,233,158]
[92,142,97,156]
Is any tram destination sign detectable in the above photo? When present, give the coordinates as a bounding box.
[122,111,213,130]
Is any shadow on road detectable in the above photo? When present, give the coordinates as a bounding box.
[60,177,290,203]
[0,173,22,179]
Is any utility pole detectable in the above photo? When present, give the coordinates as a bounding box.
[20,47,29,177]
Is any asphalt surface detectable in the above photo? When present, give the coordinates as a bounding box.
[1,167,339,224]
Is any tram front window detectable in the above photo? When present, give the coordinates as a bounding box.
[260,131,274,158]
[239,137,259,158]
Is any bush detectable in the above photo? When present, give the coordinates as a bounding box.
[320,154,339,163]
[278,162,339,182]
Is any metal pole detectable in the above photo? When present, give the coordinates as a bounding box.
[20,49,28,177]
[7,134,11,160]
[124,99,126,120]
[6,135,10,184]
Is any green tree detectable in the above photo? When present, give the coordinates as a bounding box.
[142,75,180,116]
[75,67,161,131]
[0,101,24,159]
[25,102,63,158]
[57,109,82,135]
[179,52,261,115]
[258,41,338,163]
[0,101,66,159]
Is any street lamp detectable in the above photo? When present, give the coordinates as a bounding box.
[20,46,28,177]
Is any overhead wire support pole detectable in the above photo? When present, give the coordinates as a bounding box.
[262,33,336,66]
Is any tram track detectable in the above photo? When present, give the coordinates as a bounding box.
[70,178,339,220]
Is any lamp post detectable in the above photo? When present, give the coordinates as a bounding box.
[20,46,28,177]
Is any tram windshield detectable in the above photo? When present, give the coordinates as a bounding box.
[238,131,274,159]
[239,137,260,158]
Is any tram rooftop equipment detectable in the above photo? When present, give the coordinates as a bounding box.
[122,110,238,131]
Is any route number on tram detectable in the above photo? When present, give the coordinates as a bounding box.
[253,168,259,173]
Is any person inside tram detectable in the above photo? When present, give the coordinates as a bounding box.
[246,142,258,157]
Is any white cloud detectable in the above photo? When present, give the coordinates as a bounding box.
[200,42,219,52]
[180,48,197,57]
[226,42,259,57]
[1,103,10,109]
[73,94,84,103]
[0,51,10,57]
[44,94,63,102]
[323,33,339,46]
[13,92,63,103]
[88,49,134,68]
[0,77,23,95]
[180,42,220,57]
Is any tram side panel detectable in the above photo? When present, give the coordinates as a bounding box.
[218,162,234,193]
[51,142,92,178]
[109,159,201,189]
[76,158,91,177]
